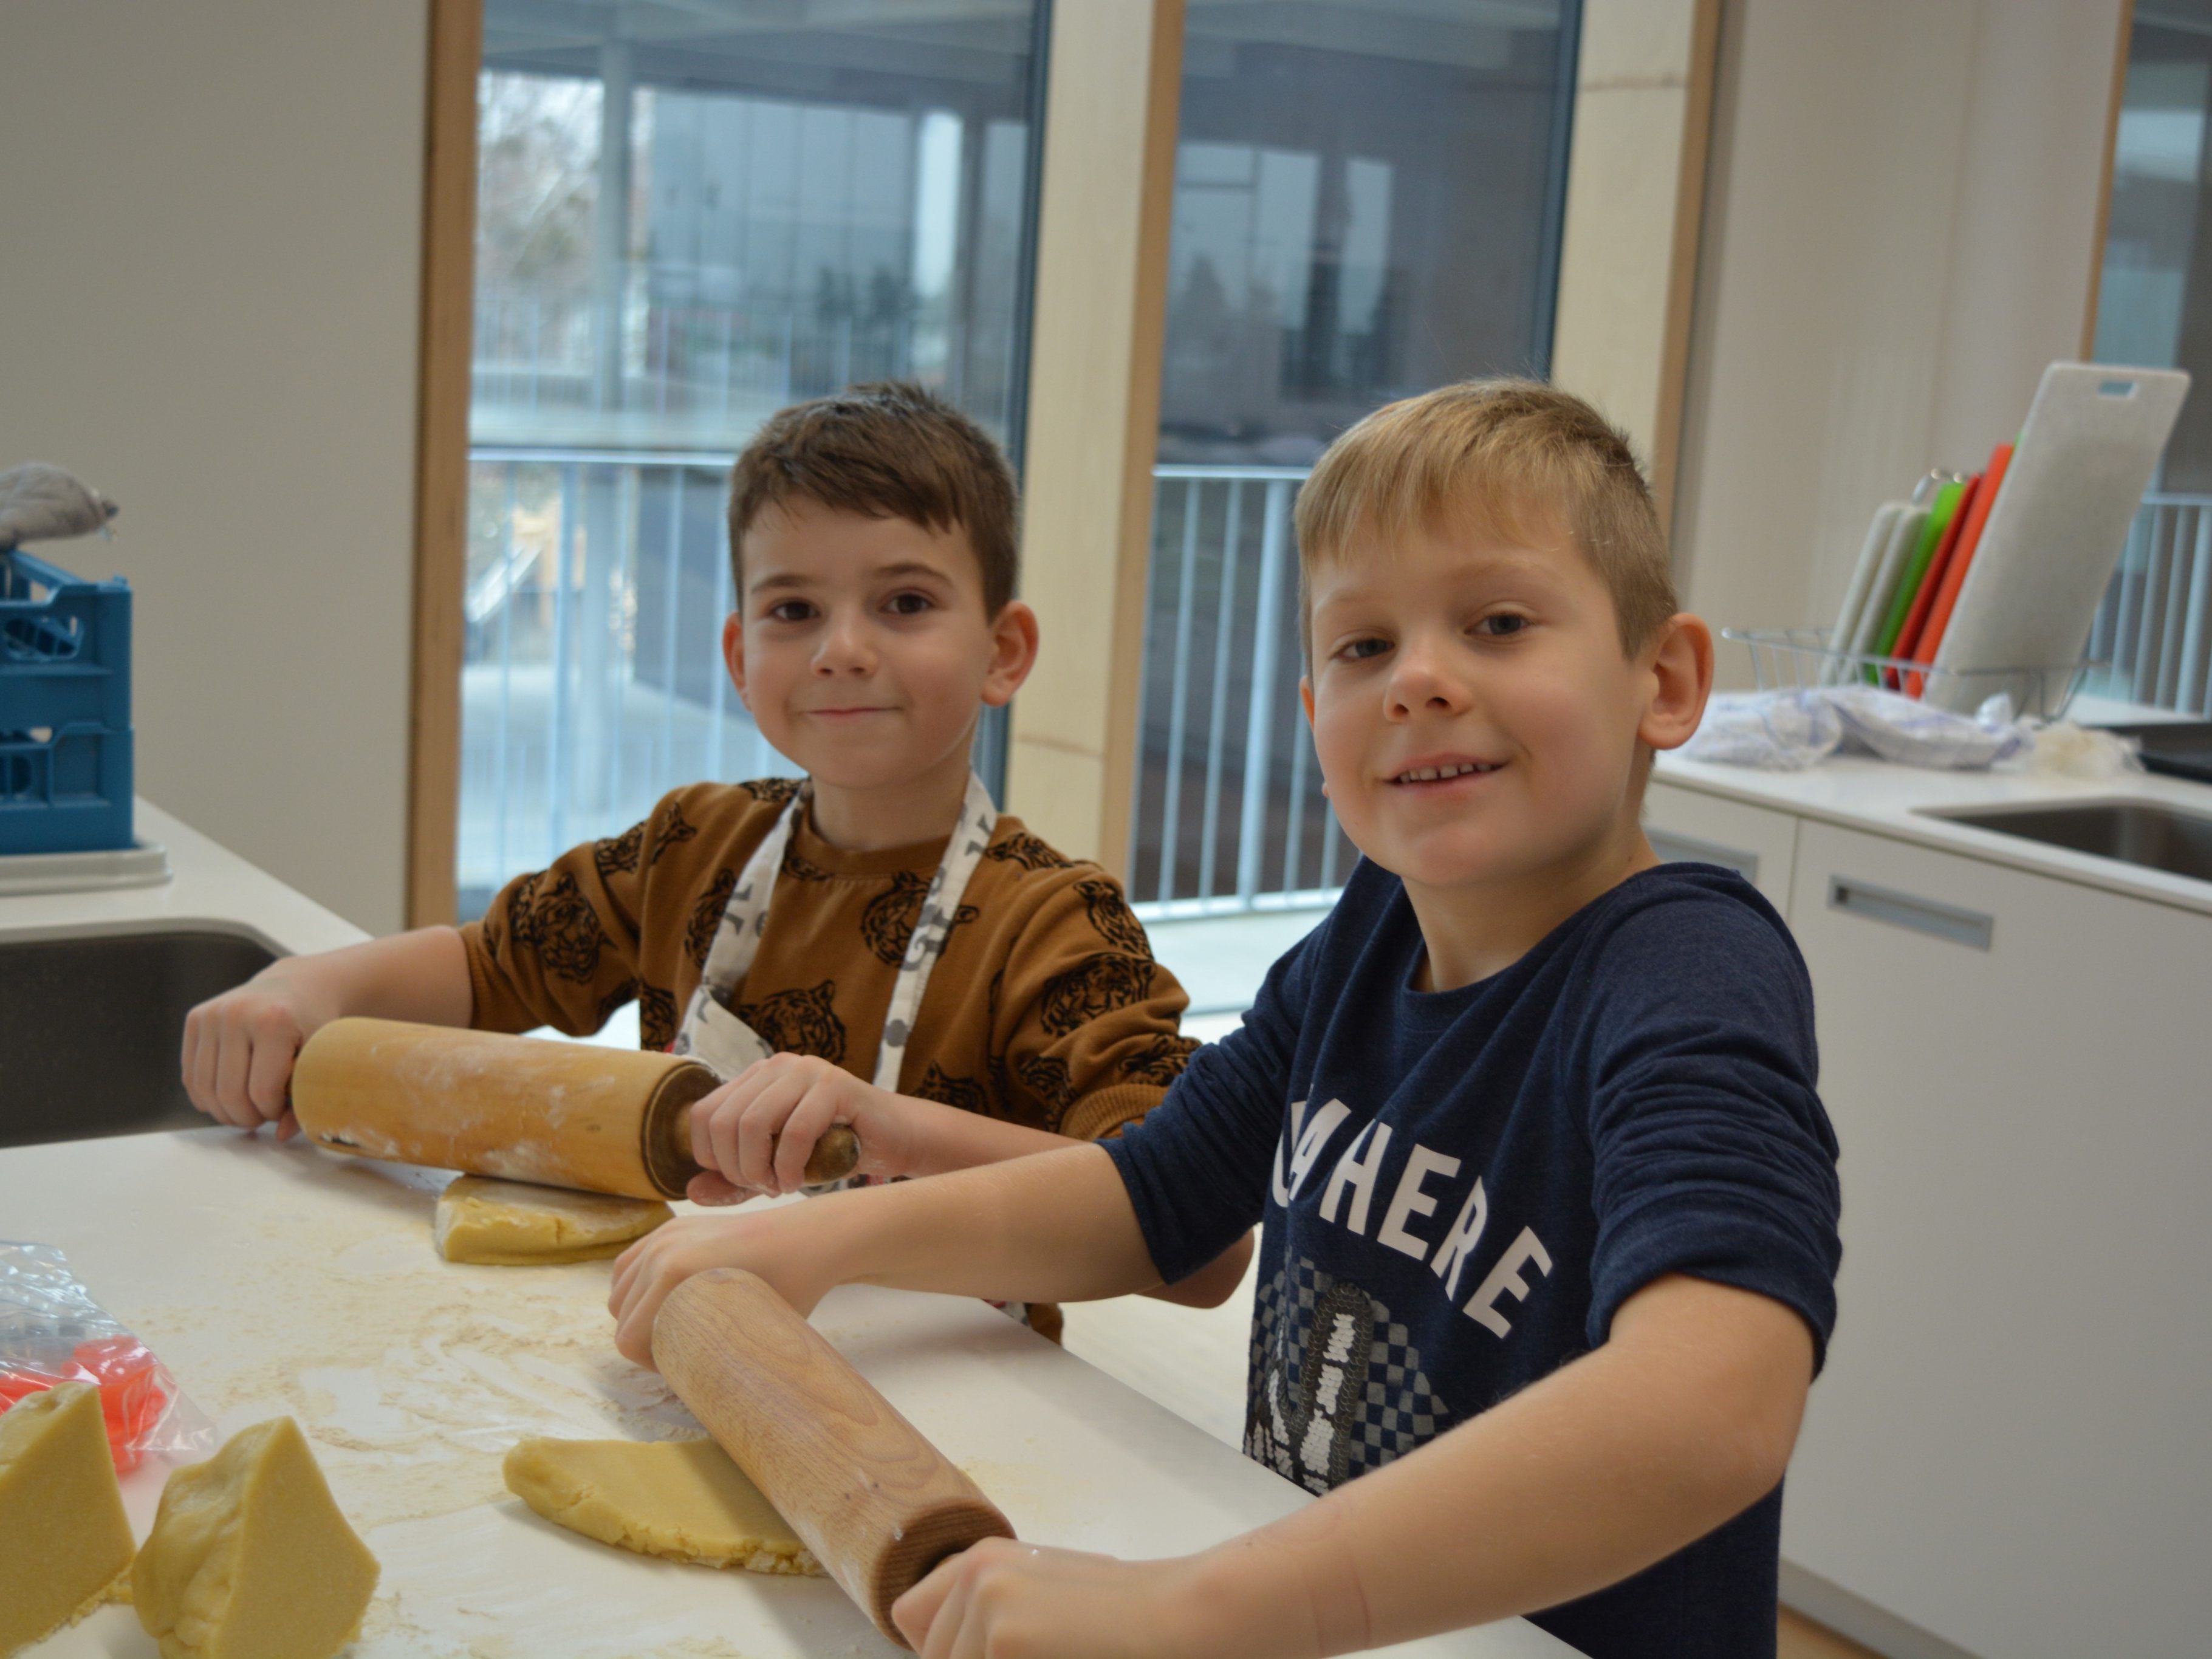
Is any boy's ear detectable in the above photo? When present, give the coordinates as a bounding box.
[1300,679,1330,797]
[980,600,1040,708]
[722,611,752,711]
[1637,612,1714,753]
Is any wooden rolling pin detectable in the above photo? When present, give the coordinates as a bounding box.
[654,1268,1015,1644]
[290,1018,859,1198]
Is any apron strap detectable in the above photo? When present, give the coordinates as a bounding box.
[671,784,806,1069]
[673,774,998,1098]
[871,770,998,1092]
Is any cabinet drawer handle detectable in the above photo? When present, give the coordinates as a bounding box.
[1648,829,1759,883]
[1827,876,1993,949]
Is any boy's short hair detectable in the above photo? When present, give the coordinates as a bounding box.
[1294,378,1676,659]
[727,382,1019,615]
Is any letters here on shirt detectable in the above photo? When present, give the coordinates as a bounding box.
[1252,1093,1559,1492]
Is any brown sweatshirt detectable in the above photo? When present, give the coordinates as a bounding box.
[459,777,1199,1148]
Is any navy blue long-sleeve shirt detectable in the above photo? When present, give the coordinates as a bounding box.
[1104,860,1842,1658]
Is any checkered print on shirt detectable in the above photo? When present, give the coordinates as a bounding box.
[1245,1253,1453,1482]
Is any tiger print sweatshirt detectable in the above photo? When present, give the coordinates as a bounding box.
[460,775,1198,1160]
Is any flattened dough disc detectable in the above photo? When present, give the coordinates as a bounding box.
[504,1435,823,1576]
[436,1175,673,1265]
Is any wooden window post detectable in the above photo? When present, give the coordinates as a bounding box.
[1004,0,1186,878]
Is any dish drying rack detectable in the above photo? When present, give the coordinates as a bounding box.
[1721,628,2094,721]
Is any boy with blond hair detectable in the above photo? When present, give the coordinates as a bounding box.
[611,380,1842,1658]
[183,382,1250,1327]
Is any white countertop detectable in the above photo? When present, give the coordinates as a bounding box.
[0,798,368,953]
[9,1131,1574,1659]
[0,806,1575,1654]
[1654,717,2212,917]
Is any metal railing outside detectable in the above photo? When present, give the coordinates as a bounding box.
[455,453,1349,923]
[456,446,800,918]
[1128,465,1353,918]
[2084,493,2212,713]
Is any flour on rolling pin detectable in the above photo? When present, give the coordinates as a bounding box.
[295,1020,863,1206]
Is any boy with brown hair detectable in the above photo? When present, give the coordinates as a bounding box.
[609,379,1843,1657]
[183,381,1250,1326]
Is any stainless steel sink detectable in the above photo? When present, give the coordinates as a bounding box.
[1934,800,2212,884]
[0,929,280,1148]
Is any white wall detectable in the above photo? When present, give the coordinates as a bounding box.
[1673,0,2123,666]
[0,1,430,934]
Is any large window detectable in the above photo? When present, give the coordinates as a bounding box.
[457,1,1046,918]
[1128,1,1581,911]
[2083,1,2212,712]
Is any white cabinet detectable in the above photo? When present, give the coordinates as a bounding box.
[1781,821,2212,1657]
[1643,779,1798,915]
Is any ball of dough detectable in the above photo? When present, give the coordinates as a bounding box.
[435,1175,673,1265]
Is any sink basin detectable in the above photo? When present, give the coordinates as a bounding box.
[1934,800,2212,884]
[0,928,280,1148]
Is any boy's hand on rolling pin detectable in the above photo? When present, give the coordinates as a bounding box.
[608,1208,832,1368]
[180,973,332,1142]
[685,1052,919,1204]
[893,1539,1223,1659]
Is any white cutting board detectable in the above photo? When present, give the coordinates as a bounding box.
[1927,361,2190,711]
[7,1130,1576,1659]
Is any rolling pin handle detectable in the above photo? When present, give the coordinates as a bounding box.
[666,1106,863,1189]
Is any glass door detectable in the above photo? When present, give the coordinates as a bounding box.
[2086,2,2212,712]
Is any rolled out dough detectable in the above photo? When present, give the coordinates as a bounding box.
[0,1383,136,1655]
[435,1175,673,1264]
[504,1434,822,1577]
[133,1415,380,1659]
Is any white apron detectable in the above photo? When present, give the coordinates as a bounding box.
[670,771,997,1182]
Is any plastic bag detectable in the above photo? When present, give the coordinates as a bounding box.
[1686,686,2033,771]
[0,1240,213,1472]
[2007,718,2146,780]
[1681,689,1844,770]
[1824,685,2031,768]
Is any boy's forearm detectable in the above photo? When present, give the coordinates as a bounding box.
[822,1141,1167,1306]
[894,1101,1248,1305]
[258,928,474,1030]
[900,1096,1079,1175]
[1140,1229,1253,1307]
[1174,1276,1815,1657]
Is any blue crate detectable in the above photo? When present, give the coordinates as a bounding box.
[0,549,132,855]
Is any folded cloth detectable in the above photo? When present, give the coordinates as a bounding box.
[0,463,118,551]
[1685,686,2031,771]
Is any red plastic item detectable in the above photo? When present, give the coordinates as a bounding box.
[1892,471,1981,680]
[0,1337,171,1473]
[1909,440,2015,697]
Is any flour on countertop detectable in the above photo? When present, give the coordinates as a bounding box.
[123,1189,704,1537]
